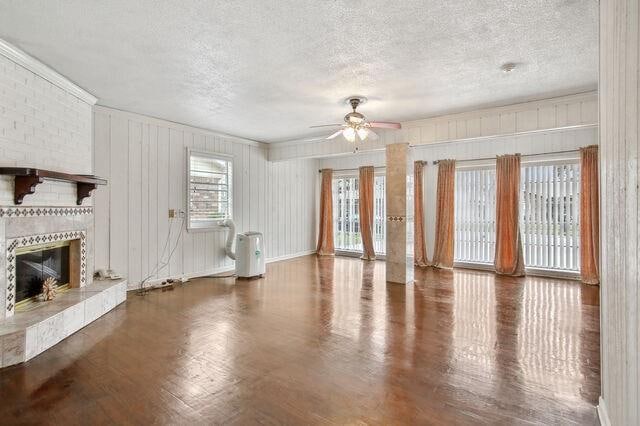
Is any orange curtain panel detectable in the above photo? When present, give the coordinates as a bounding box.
[316,169,335,255]
[358,166,376,260]
[494,154,525,276]
[580,145,600,284]
[414,161,430,266]
[431,160,455,268]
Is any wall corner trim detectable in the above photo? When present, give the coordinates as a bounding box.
[0,38,98,105]
[597,396,611,426]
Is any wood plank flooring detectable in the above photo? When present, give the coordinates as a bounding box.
[0,255,600,425]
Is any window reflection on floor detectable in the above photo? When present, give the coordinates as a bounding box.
[517,278,583,397]
[451,271,497,388]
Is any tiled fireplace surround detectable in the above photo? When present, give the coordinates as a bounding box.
[0,206,126,368]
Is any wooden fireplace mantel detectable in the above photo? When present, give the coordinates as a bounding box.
[0,168,107,205]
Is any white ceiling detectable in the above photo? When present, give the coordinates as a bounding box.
[0,0,598,143]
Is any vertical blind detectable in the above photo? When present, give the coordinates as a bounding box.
[373,176,386,254]
[329,161,580,272]
[520,163,580,271]
[453,161,581,272]
[333,174,386,254]
[333,176,360,251]
[454,168,497,264]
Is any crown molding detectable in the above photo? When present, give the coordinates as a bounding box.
[0,38,98,105]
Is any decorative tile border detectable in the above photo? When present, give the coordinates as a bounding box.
[5,230,86,317]
[0,207,93,218]
[387,215,405,222]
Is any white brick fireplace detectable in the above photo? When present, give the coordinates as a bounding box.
[0,39,126,368]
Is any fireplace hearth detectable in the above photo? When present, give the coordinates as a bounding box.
[0,206,127,369]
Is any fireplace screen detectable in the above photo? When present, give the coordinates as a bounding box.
[15,241,70,307]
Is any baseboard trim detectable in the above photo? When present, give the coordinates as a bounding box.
[266,250,316,264]
[453,262,580,281]
[597,396,611,426]
[126,250,316,291]
[126,265,235,291]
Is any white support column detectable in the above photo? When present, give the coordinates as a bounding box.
[385,143,414,284]
[599,1,640,425]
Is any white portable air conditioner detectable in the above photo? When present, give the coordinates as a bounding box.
[223,220,265,278]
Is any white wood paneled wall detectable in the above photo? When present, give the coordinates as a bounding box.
[599,1,639,425]
[270,92,597,161]
[93,106,317,289]
[319,126,597,262]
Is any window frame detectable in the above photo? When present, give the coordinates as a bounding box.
[186,149,233,231]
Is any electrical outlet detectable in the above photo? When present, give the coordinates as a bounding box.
[168,209,176,218]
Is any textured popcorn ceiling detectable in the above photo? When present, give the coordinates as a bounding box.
[0,0,598,142]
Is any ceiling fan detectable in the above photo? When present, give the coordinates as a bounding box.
[310,97,401,143]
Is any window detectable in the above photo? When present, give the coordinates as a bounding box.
[332,174,386,254]
[187,150,232,229]
[454,168,497,264]
[520,162,580,272]
[373,175,386,253]
[453,161,581,273]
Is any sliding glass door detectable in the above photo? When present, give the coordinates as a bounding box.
[332,174,386,255]
[454,168,497,265]
[372,175,386,254]
[520,162,580,272]
[453,161,581,273]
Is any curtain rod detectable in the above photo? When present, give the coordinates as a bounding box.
[318,166,385,173]
[431,149,580,165]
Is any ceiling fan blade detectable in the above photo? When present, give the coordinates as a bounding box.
[326,130,343,140]
[367,121,401,129]
[310,124,344,128]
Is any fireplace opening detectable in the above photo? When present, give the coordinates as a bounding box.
[15,240,71,310]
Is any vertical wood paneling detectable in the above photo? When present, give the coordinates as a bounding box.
[157,127,170,279]
[93,107,317,289]
[93,112,110,270]
[148,125,158,279]
[141,124,150,281]
[168,129,184,276]
[109,114,128,278]
[599,1,640,425]
[128,121,142,286]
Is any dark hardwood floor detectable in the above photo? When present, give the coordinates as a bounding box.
[0,255,600,425]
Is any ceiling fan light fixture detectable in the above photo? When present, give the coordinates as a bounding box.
[315,96,400,143]
[343,127,356,143]
[357,127,369,141]
[345,112,365,124]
